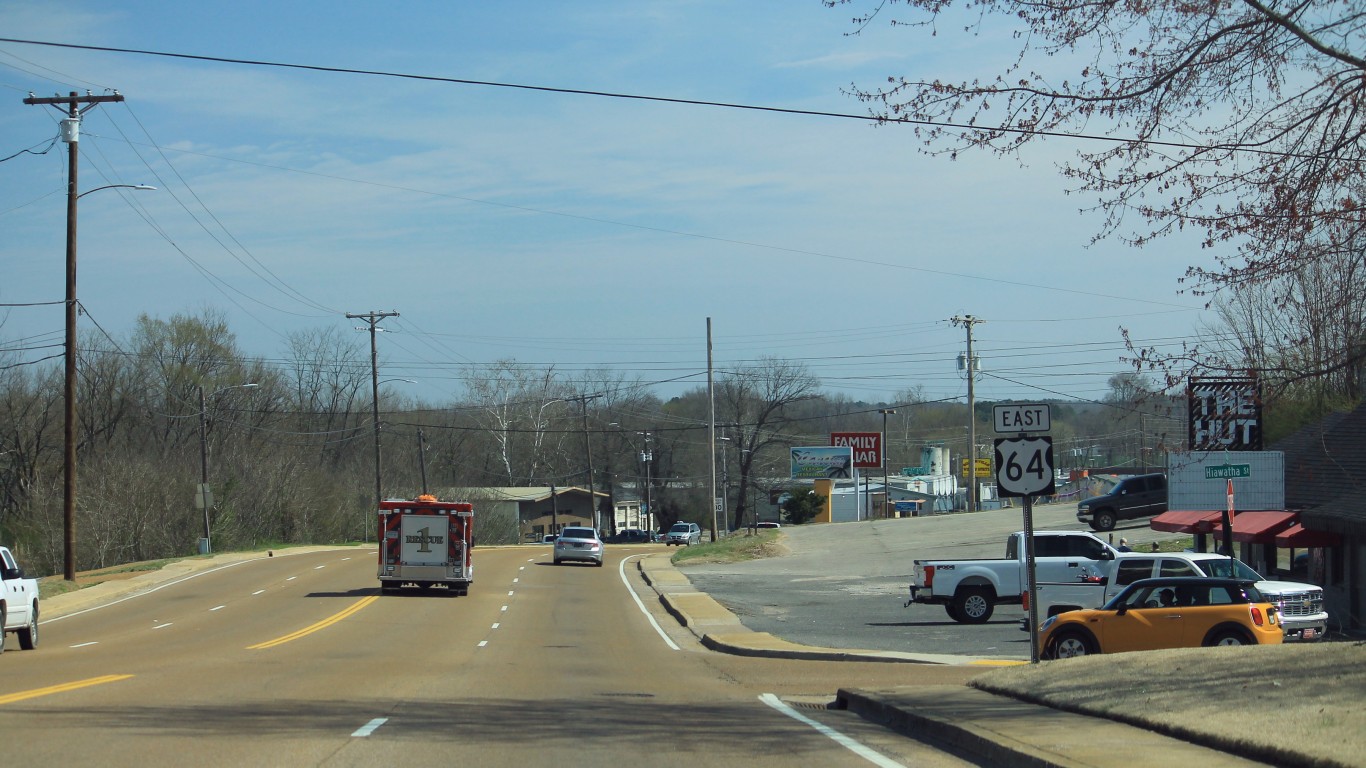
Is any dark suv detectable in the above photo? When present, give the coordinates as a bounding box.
[1076,473,1167,531]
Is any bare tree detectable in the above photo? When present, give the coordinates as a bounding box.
[716,357,821,530]
[827,0,1366,291]
[463,360,574,485]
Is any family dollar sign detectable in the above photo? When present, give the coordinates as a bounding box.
[830,432,882,469]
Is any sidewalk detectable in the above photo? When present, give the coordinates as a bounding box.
[637,552,1341,768]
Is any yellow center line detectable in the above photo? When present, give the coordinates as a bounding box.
[248,595,379,650]
[0,674,134,705]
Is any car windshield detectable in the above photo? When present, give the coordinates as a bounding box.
[1194,558,1262,581]
[560,528,596,540]
[669,524,690,532]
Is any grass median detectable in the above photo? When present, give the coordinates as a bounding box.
[670,529,787,565]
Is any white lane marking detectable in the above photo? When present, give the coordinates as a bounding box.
[341,557,351,562]
[252,590,265,596]
[519,566,526,570]
[314,565,326,570]
[70,642,98,648]
[478,640,488,648]
[507,590,515,596]
[758,694,902,768]
[210,605,226,612]
[500,605,508,612]
[513,578,519,584]
[351,718,387,737]
[287,576,297,581]
[491,623,500,629]
[619,555,680,651]
[153,623,172,630]
[40,547,362,625]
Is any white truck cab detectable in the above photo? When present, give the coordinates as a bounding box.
[1,546,40,652]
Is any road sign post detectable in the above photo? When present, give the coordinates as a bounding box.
[991,405,1053,664]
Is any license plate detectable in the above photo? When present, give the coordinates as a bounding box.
[1302,628,1317,640]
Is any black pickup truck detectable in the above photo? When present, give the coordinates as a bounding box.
[1076,473,1167,531]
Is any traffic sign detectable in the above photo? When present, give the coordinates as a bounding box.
[1205,464,1251,479]
[960,457,993,478]
[993,403,1051,433]
[994,437,1055,497]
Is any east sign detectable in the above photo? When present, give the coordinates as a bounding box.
[992,403,1051,433]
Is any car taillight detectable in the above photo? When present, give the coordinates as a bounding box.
[1250,606,1265,626]
[1022,590,1030,611]
[923,565,934,588]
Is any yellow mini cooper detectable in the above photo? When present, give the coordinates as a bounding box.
[1040,577,1283,659]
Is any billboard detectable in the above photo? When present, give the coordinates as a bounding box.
[830,431,882,469]
[1167,451,1284,510]
[791,446,854,479]
[1188,377,1262,451]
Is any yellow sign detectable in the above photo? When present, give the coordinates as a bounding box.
[961,457,993,478]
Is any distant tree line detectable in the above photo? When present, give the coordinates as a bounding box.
[0,308,1347,578]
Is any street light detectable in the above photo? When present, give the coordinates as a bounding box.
[717,436,731,531]
[372,377,415,505]
[198,383,258,553]
[638,431,653,535]
[60,177,155,580]
[880,409,897,519]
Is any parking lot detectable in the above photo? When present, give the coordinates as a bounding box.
[681,501,1178,659]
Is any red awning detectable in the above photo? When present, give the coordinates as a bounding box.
[1275,523,1340,548]
[1230,510,1298,542]
[1150,510,1222,534]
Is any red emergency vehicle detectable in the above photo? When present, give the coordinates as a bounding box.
[377,495,474,595]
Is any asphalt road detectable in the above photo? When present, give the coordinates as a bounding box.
[682,502,1179,659]
[8,545,984,767]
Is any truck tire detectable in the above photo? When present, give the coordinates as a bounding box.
[945,603,962,622]
[1091,510,1117,531]
[952,587,994,624]
[17,602,37,650]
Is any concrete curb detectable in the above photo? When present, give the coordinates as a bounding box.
[635,552,1288,768]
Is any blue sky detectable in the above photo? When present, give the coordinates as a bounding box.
[0,1,1212,406]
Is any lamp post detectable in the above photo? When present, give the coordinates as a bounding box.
[717,436,731,531]
[880,409,897,519]
[198,382,258,553]
[638,431,653,535]
[372,377,415,505]
[60,178,155,580]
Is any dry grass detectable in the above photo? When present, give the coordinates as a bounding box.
[670,530,790,565]
[972,641,1366,768]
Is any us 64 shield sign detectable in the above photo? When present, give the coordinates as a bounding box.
[994,437,1055,498]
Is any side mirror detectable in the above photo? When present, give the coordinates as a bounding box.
[1,567,20,580]
[1099,576,1109,587]
[1099,550,1114,561]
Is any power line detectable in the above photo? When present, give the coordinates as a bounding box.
[0,37,1322,161]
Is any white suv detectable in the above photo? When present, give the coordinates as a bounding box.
[665,522,702,546]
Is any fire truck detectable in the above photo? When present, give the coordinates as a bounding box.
[377,495,474,595]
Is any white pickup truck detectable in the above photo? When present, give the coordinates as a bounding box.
[1,546,40,653]
[907,530,1119,624]
[1029,551,1328,641]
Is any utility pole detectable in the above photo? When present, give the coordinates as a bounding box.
[952,315,984,513]
[564,392,602,531]
[707,317,718,542]
[24,90,125,581]
[880,409,897,519]
[347,310,399,524]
